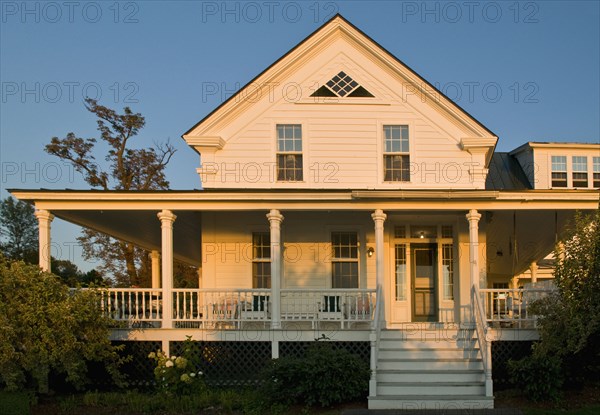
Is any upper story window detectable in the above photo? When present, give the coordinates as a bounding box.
[551,156,567,187]
[310,71,374,98]
[331,231,359,288]
[276,124,303,182]
[593,157,600,188]
[383,125,410,182]
[572,156,588,187]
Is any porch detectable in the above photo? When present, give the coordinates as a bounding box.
[97,287,377,330]
[92,285,553,332]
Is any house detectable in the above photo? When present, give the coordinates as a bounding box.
[10,15,599,409]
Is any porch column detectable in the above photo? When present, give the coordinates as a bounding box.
[267,209,284,329]
[34,210,54,272]
[158,210,177,329]
[371,209,387,325]
[150,250,161,289]
[466,209,482,290]
[529,262,538,284]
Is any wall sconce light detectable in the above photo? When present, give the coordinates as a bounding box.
[367,247,375,257]
[419,232,425,239]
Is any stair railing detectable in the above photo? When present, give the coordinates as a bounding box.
[369,284,382,397]
[472,284,493,397]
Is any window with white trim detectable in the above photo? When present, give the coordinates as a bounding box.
[551,156,567,187]
[593,157,600,188]
[442,244,454,300]
[331,231,358,288]
[572,156,588,187]
[276,124,303,181]
[394,244,407,300]
[252,232,271,288]
[383,125,410,182]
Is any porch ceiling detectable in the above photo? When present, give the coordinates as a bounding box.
[486,210,578,278]
[53,210,202,266]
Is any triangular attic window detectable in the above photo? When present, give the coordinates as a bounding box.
[310,71,374,98]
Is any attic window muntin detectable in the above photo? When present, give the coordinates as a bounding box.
[311,71,374,98]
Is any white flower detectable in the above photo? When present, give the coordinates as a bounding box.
[165,360,174,368]
[148,352,156,359]
[190,373,196,377]
[198,371,203,376]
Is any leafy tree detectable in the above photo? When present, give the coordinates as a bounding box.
[0,197,37,262]
[510,209,600,400]
[0,255,127,393]
[45,99,177,286]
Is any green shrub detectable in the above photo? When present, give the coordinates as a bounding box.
[148,336,206,395]
[508,352,563,402]
[261,342,370,407]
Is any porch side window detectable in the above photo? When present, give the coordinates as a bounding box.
[395,244,407,300]
[276,124,303,181]
[442,244,454,300]
[572,156,588,187]
[593,157,600,188]
[551,156,567,187]
[252,232,271,288]
[331,232,358,288]
[383,125,410,182]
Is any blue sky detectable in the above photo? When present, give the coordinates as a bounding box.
[1,0,599,270]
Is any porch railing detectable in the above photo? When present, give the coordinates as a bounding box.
[472,285,493,397]
[480,288,555,328]
[92,287,376,329]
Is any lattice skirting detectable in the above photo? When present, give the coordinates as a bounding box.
[491,340,535,390]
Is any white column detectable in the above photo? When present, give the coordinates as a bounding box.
[150,250,161,289]
[267,209,284,330]
[34,210,54,272]
[158,210,176,329]
[529,262,538,284]
[371,209,387,326]
[466,209,482,290]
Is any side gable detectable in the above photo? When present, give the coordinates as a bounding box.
[183,14,498,190]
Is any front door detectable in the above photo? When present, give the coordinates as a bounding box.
[411,243,437,322]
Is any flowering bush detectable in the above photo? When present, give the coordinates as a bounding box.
[148,337,205,395]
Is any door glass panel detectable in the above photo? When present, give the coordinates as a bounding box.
[414,249,434,289]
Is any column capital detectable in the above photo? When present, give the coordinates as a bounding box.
[466,209,481,222]
[35,210,54,222]
[371,209,387,223]
[266,209,284,224]
[150,250,160,260]
[157,209,177,224]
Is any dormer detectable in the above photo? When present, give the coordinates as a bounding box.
[510,142,600,189]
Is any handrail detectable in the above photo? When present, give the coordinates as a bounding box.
[369,285,382,397]
[472,284,493,397]
[479,288,555,328]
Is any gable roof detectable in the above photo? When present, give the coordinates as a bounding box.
[486,153,532,190]
[182,13,497,141]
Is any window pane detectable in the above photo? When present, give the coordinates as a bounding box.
[332,262,358,288]
[331,232,358,259]
[384,125,409,155]
[551,156,566,172]
[552,172,567,187]
[442,244,454,300]
[441,225,453,238]
[277,154,303,181]
[252,262,271,289]
[394,226,406,238]
[384,155,410,182]
[253,232,270,259]
[572,156,587,172]
[594,157,600,173]
[572,172,588,187]
[395,244,406,300]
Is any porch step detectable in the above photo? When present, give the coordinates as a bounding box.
[368,395,494,410]
[377,381,485,396]
[377,369,485,383]
[378,357,483,370]
[378,347,479,359]
[369,328,490,410]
